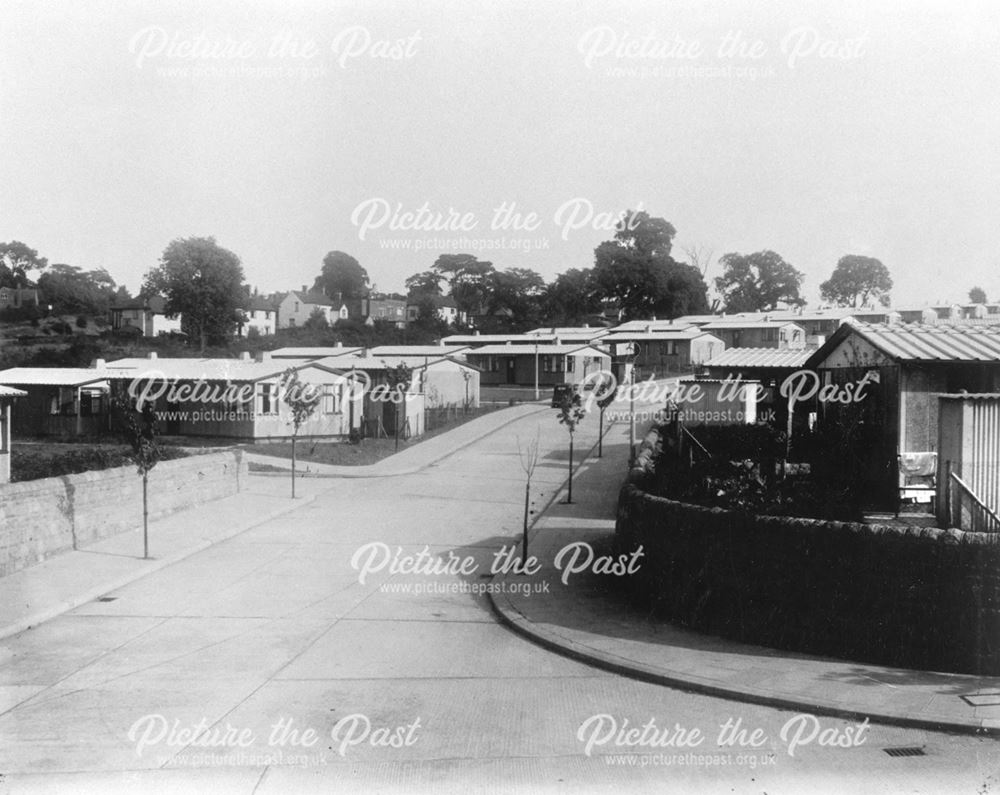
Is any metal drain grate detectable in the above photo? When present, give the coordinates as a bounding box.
[884,747,925,758]
[95,596,118,602]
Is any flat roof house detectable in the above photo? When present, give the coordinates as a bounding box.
[0,367,110,437]
[700,320,807,350]
[603,328,724,379]
[0,385,26,482]
[465,344,611,387]
[103,354,358,440]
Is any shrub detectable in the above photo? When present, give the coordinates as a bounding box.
[76,315,88,329]
[11,445,189,482]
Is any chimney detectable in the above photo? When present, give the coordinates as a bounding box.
[301,284,307,293]
[147,352,157,360]
[93,358,106,369]
[336,341,343,348]
[240,351,251,361]
[255,351,272,363]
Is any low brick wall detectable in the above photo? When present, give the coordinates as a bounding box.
[617,429,1000,675]
[0,450,247,577]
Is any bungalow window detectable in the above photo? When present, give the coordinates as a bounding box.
[543,357,551,373]
[763,328,779,342]
[323,385,339,414]
[259,384,277,415]
[566,356,575,373]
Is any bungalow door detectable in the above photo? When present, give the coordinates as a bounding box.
[506,357,515,385]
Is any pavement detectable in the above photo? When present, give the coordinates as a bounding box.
[242,402,549,477]
[489,430,1000,738]
[0,404,545,643]
[2,399,1000,791]
[3,393,999,760]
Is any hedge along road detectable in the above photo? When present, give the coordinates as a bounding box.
[0,395,994,794]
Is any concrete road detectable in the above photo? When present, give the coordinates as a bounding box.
[1,392,998,793]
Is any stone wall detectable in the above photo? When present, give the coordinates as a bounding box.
[0,450,246,577]
[617,428,1000,675]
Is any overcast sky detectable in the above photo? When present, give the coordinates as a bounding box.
[1,0,998,306]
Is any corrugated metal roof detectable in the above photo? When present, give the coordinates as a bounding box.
[702,320,805,330]
[0,385,27,397]
[703,348,814,369]
[0,368,109,387]
[367,345,469,356]
[938,393,1000,400]
[604,328,708,341]
[104,357,347,382]
[524,326,612,336]
[270,347,363,358]
[466,344,611,356]
[833,322,1000,362]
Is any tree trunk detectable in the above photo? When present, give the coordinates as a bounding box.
[598,408,604,458]
[522,477,531,560]
[291,435,297,499]
[567,433,574,503]
[142,471,149,559]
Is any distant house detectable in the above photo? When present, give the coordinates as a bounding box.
[603,328,724,379]
[0,287,38,310]
[894,306,938,325]
[0,366,110,437]
[109,296,182,337]
[239,296,278,336]
[700,320,807,350]
[465,344,611,387]
[276,288,342,329]
[345,295,407,327]
[405,295,465,325]
[0,385,26,483]
[931,304,962,321]
[804,322,1000,510]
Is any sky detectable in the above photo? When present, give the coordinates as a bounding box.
[1,0,998,306]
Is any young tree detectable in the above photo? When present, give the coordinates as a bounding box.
[715,250,805,312]
[143,236,247,352]
[970,286,988,304]
[819,255,893,307]
[112,395,161,559]
[555,389,587,503]
[281,369,322,499]
[314,251,370,300]
[516,429,541,560]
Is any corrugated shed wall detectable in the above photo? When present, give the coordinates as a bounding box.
[967,398,1000,517]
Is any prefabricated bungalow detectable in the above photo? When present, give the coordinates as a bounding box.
[700,320,807,350]
[464,344,611,387]
[602,328,724,379]
[0,367,110,437]
[102,354,359,440]
[804,322,1000,511]
[0,385,26,483]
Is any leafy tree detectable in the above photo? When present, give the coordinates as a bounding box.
[405,270,443,298]
[592,211,708,320]
[281,369,322,499]
[432,254,495,317]
[970,286,988,304]
[38,264,119,315]
[303,306,330,331]
[819,255,893,308]
[143,237,247,353]
[556,389,587,503]
[112,395,161,559]
[0,240,48,287]
[542,268,601,325]
[314,251,370,300]
[487,267,545,330]
[715,250,805,313]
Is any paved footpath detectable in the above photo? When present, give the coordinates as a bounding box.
[1,400,999,793]
[490,433,1000,736]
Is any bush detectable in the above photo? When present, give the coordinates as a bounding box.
[11,445,189,482]
[76,315,88,329]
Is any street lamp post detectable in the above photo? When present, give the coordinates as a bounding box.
[628,343,637,465]
[534,338,539,400]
